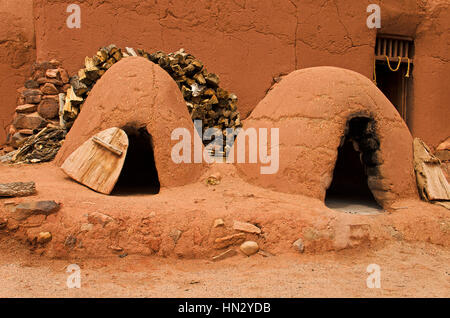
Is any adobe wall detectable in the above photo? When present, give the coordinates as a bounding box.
[32,0,375,119]
[0,0,35,145]
[0,0,447,147]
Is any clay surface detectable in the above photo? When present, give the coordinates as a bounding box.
[236,67,419,207]
[28,0,449,147]
[0,162,447,260]
[0,0,35,144]
[55,57,204,188]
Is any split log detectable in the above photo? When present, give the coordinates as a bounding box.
[413,138,450,202]
[0,182,36,197]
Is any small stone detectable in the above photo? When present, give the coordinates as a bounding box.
[46,69,59,78]
[240,241,259,256]
[22,89,42,104]
[9,200,60,221]
[257,250,274,257]
[10,132,26,148]
[64,235,77,247]
[58,68,69,83]
[169,229,182,243]
[206,172,222,185]
[212,249,237,261]
[24,80,40,89]
[41,83,59,95]
[233,221,261,234]
[213,218,224,228]
[214,233,246,249]
[87,212,114,226]
[16,104,38,114]
[37,232,52,244]
[13,112,46,130]
[36,77,63,86]
[38,98,59,119]
[292,238,305,253]
[80,223,94,232]
[109,245,123,252]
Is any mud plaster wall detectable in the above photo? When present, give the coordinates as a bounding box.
[0,0,35,144]
[0,0,448,147]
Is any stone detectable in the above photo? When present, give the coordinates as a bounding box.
[240,241,259,256]
[206,172,222,185]
[170,229,182,243]
[37,77,63,86]
[257,250,274,257]
[37,232,52,244]
[0,182,36,197]
[80,223,94,232]
[64,235,77,247]
[41,83,59,95]
[214,233,246,249]
[109,245,123,252]
[24,79,40,89]
[38,98,59,119]
[46,69,59,78]
[292,238,305,253]
[22,89,42,104]
[8,201,60,221]
[58,68,70,83]
[32,70,44,81]
[32,61,59,73]
[87,211,114,226]
[16,104,38,114]
[233,221,261,234]
[13,112,46,130]
[10,133,26,148]
[212,249,237,261]
[213,218,224,228]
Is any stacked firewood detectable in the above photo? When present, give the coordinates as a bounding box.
[137,48,242,139]
[62,45,123,126]
[63,45,242,147]
[4,45,242,162]
[7,60,70,149]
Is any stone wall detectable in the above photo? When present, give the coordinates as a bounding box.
[0,0,35,144]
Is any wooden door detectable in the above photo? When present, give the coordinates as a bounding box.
[61,127,129,194]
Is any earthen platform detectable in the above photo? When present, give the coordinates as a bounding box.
[0,162,448,260]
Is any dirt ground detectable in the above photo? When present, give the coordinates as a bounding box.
[0,162,449,298]
[0,238,448,298]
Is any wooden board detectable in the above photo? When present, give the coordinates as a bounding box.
[413,138,450,201]
[61,127,128,194]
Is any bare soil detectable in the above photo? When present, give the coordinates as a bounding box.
[0,238,448,298]
[0,162,449,298]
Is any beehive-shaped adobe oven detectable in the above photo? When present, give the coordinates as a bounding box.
[236,66,418,208]
[55,57,204,189]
